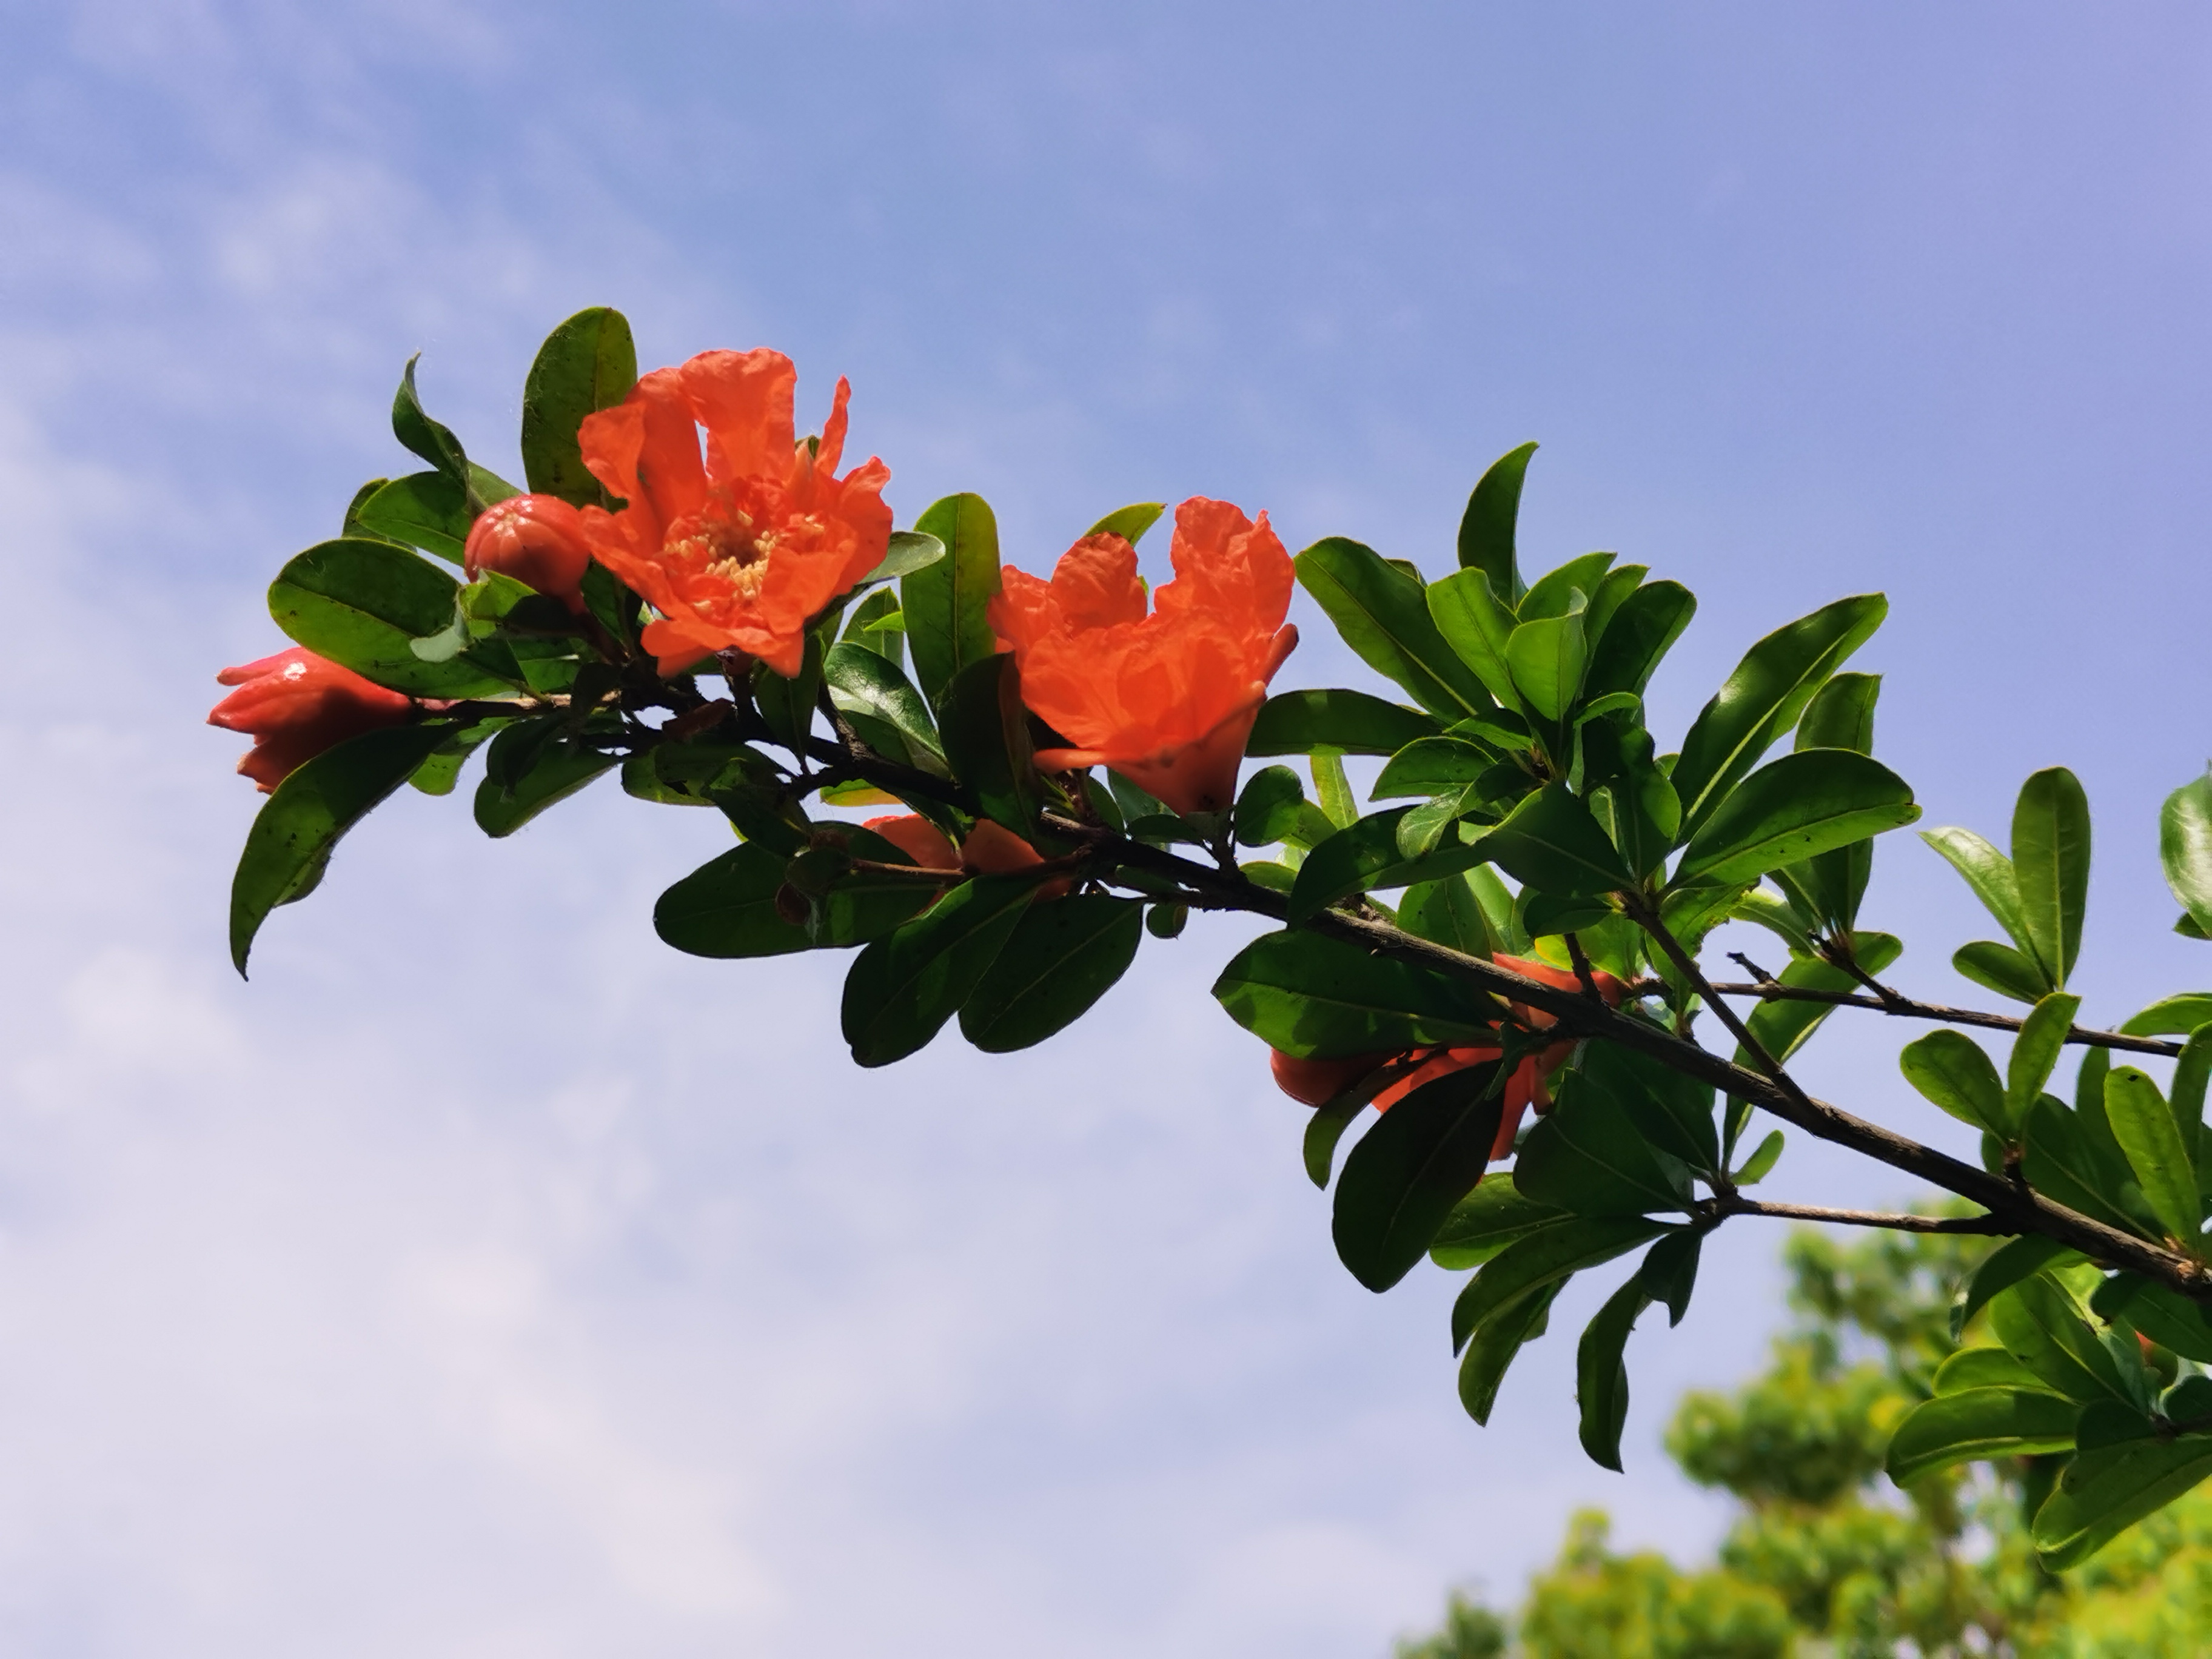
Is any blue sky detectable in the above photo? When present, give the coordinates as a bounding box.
[4,2,2212,1654]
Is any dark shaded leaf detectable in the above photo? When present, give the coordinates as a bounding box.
[1458,1281,1558,1425]
[1213,930,1503,1058]
[2091,1273,2212,1364]
[960,895,1143,1052]
[1246,688,1443,757]
[1478,783,1633,896]
[905,493,1002,705]
[473,743,620,837]
[1450,1216,1672,1352]
[1289,808,1487,921]
[840,873,1037,1066]
[1952,1235,2073,1341]
[1334,1065,1507,1291]
[936,653,1037,836]
[2034,1432,2212,1569]
[1576,1273,1651,1470]
[1515,1070,1695,1216]
[1429,1180,1572,1269]
[269,538,521,697]
[1637,1229,1701,1326]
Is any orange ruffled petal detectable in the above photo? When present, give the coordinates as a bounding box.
[988,498,1296,816]
[577,349,893,679]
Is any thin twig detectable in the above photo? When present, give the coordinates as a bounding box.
[1709,1198,2010,1235]
[1693,980,2184,1059]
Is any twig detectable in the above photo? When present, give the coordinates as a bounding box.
[1694,980,2184,1059]
[1708,1197,2009,1235]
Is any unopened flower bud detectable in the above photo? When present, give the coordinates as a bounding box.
[463,494,593,614]
[207,646,412,793]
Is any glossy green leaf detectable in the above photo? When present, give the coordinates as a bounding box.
[1772,674,1883,931]
[1455,441,1535,598]
[841,873,1037,1067]
[959,895,1143,1053]
[519,306,637,508]
[2022,1095,2147,1237]
[1085,501,1166,544]
[1302,1091,1372,1190]
[228,723,451,975]
[1246,689,1443,757]
[905,492,1002,705]
[1884,1388,2081,1486]
[654,834,936,959]
[1372,737,1496,802]
[2176,1025,2212,1176]
[751,635,823,754]
[1458,1281,1558,1425]
[840,587,906,668]
[1733,1130,1784,1186]
[859,529,946,586]
[1738,931,1902,1069]
[1234,765,1307,848]
[1952,1235,2073,1341]
[1503,607,1587,726]
[1795,670,1880,753]
[351,471,472,564]
[1426,569,1521,711]
[2014,767,2091,987]
[1399,870,1498,960]
[1576,1273,1651,1471]
[1922,826,2033,954]
[1671,594,1887,836]
[1637,1229,1701,1327]
[1955,940,2052,1005]
[1288,808,1487,922]
[1674,749,1918,886]
[1583,723,1680,881]
[2034,1432,2212,1569]
[473,743,620,837]
[1581,1042,1720,1175]
[1989,1275,2142,1406]
[1933,1344,2059,1396]
[1450,1216,1672,1352]
[1429,1180,1571,1270]
[269,538,520,697]
[1293,537,1495,719]
[2120,994,2212,1036]
[1520,553,1616,622]
[1515,1070,1695,1216]
[936,653,1037,837]
[2006,993,2083,1138]
[825,641,943,771]
[1899,1030,2007,1136]
[1212,929,1504,1057]
[392,354,473,491]
[2091,1273,2212,1365]
[1477,783,1634,897]
[1583,580,1695,701]
[1334,1065,1507,1291]
[2160,771,2212,939]
[2105,1065,2200,1247]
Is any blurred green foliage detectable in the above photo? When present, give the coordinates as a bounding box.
[1393,1224,2212,1657]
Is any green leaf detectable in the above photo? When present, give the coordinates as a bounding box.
[2006,993,2084,1138]
[1773,676,1884,932]
[1576,1273,1651,1470]
[1399,870,1498,960]
[1426,569,1522,711]
[473,743,620,837]
[1515,1070,1695,1216]
[2160,771,2212,939]
[1288,809,1487,922]
[859,529,947,586]
[228,723,452,974]
[959,896,1143,1053]
[840,873,1037,1067]
[1245,689,1443,757]
[1235,765,1309,848]
[1521,554,1617,622]
[2034,1432,2212,1569]
[1333,1065,1507,1292]
[936,653,1037,837]
[1085,501,1166,544]
[1671,594,1888,836]
[269,539,521,697]
[1458,1282,1558,1426]
[2091,1273,2212,1365]
[2013,767,2091,987]
[1989,1274,2143,1407]
[1934,1345,2060,1396]
[1637,1230,1701,1326]
[519,306,637,508]
[1921,826,2034,955]
[654,836,936,959]
[1304,1080,1384,1189]
[1955,940,2052,1005]
[1477,783,1634,896]
[1583,723,1681,881]
[2120,994,2212,1036]
[1372,737,1496,802]
[2022,1095,2148,1237]
[905,493,1002,705]
[1455,441,1536,598]
[1503,606,1587,727]
[1732,1130,1784,1186]
[825,642,943,771]
[840,587,907,668]
[350,471,472,564]
[1674,749,1919,887]
[1581,1042,1720,1175]
[1583,580,1696,701]
[1952,1235,2074,1341]
[1883,1388,2081,1486]
[392,355,473,493]
[1450,1216,1672,1352]
[2104,1065,2200,1247]
[1429,1181,1572,1269]
[1795,671,1880,753]
[2176,1025,2212,1177]
[1293,537,1495,719]
[1899,1030,2006,1136]
[1212,929,1505,1057]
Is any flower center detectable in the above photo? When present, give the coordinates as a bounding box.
[669,508,777,603]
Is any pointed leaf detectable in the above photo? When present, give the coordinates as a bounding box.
[1085,501,1167,545]
[2006,993,2083,1138]
[840,873,1036,1067]
[1333,1065,1507,1291]
[1989,1275,2142,1406]
[1429,1181,1571,1269]
[1674,749,1918,886]
[1738,931,1902,1068]
[905,492,1002,705]
[1246,689,1443,757]
[519,306,637,508]
[1583,580,1695,700]
[1456,441,1536,597]
[1922,826,2034,955]
[1885,1388,2081,1486]
[1288,809,1489,921]
[1515,1070,1695,1216]
[1449,1216,1672,1352]
[1293,537,1495,719]
[2013,767,2091,987]
[1934,1345,2062,1396]
[2104,1066,2200,1247]
[1576,1273,1651,1470]
[2091,1273,2212,1365]
[2035,1433,2212,1569]
[1478,783,1634,896]
[1426,569,1521,710]
[2160,771,2212,939]
[1458,1281,1559,1425]
[1952,1235,2074,1341]
[1212,929,1505,1057]
[1503,608,1587,726]
[959,894,1143,1052]
[1637,1230,1701,1327]
[2022,1094,2148,1237]
[936,653,1037,837]
[269,538,521,697]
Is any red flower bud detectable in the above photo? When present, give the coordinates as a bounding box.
[208,647,413,792]
[462,494,594,614]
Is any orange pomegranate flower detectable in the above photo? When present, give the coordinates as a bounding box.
[1267,954,1628,1165]
[987,498,1298,816]
[576,349,893,679]
[208,646,414,793]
